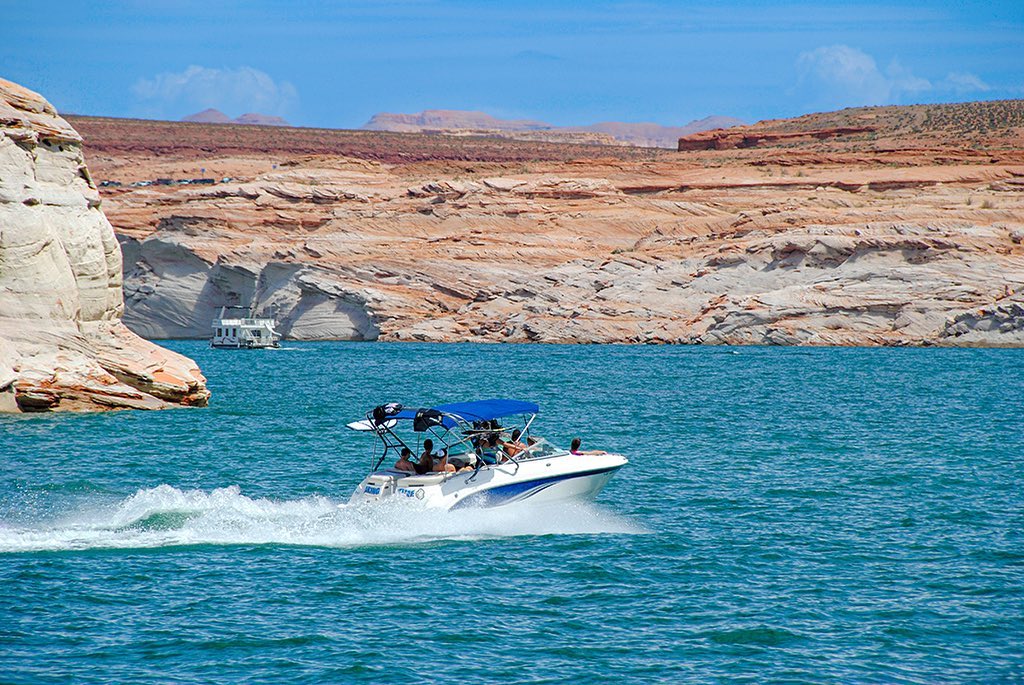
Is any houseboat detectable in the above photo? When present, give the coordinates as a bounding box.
[210,306,281,348]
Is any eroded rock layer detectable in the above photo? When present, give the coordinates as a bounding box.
[69,100,1024,347]
[0,78,208,412]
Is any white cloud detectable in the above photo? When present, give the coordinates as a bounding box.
[132,65,298,118]
[796,45,930,108]
[795,45,994,110]
[884,60,932,96]
[940,71,991,94]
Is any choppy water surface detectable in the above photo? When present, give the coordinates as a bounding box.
[2,343,1023,683]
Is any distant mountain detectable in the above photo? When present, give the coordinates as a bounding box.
[570,116,748,148]
[361,109,745,148]
[364,109,549,133]
[181,109,290,127]
[234,113,289,127]
[182,108,233,124]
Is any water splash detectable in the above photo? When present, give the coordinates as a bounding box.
[0,484,644,553]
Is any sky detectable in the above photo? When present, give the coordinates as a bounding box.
[2,0,1022,129]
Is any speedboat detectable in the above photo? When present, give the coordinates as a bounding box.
[347,399,627,510]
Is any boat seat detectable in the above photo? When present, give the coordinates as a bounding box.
[395,473,448,486]
[369,469,412,480]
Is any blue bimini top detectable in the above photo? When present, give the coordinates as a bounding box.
[432,399,539,422]
[384,398,539,429]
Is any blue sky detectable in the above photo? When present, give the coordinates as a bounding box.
[2,1,1021,128]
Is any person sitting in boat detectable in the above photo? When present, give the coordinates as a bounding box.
[435,449,456,473]
[450,452,476,473]
[477,435,500,465]
[416,439,455,474]
[470,421,488,452]
[394,447,416,473]
[500,429,527,459]
[415,440,436,474]
[570,437,607,456]
[447,447,477,472]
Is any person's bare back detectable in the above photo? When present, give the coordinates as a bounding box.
[394,448,415,472]
[570,437,607,455]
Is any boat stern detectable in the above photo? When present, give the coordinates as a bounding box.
[349,472,401,504]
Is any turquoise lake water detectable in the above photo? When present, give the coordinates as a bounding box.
[2,342,1023,683]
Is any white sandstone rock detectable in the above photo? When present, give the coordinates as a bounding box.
[0,77,208,412]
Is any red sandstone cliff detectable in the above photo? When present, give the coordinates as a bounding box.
[65,98,1024,348]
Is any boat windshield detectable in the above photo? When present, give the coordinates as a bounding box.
[520,437,561,458]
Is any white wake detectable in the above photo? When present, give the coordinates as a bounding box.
[0,484,644,553]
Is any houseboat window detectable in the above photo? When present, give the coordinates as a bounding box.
[233,328,238,336]
[253,330,261,337]
[217,328,222,336]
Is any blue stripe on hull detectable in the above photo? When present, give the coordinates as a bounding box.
[450,465,621,510]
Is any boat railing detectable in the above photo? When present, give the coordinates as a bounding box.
[362,406,540,478]
[215,318,276,327]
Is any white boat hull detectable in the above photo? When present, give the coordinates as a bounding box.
[211,340,280,349]
[349,451,627,510]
